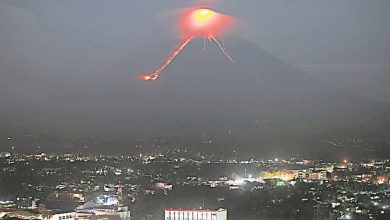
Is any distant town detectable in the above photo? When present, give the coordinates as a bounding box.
[0,151,389,220]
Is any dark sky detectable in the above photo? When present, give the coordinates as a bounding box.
[1,0,389,158]
[1,1,389,64]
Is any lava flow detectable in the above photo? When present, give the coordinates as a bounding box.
[141,7,234,81]
[141,37,194,81]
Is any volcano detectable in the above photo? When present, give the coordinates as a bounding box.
[1,38,389,158]
[130,38,387,129]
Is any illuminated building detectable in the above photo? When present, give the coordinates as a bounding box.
[260,170,299,181]
[376,176,389,184]
[76,202,130,220]
[156,182,173,190]
[164,208,227,220]
[0,152,11,158]
[297,170,327,181]
[307,171,327,181]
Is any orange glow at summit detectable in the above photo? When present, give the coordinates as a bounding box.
[179,7,234,39]
[194,9,214,22]
[140,6,235,81]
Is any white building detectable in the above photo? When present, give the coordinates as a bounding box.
[164,208,227,220]
[298,170,327,181]
[76,202,130,220]
[45,212,76,220]
[307,171,327,181]
[0,152,11,158]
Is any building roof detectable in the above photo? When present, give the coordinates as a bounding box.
[164,208,226,213]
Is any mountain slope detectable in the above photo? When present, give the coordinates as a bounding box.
[1,38,389,158]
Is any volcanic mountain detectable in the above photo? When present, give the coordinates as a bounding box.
[1,38,389,158]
